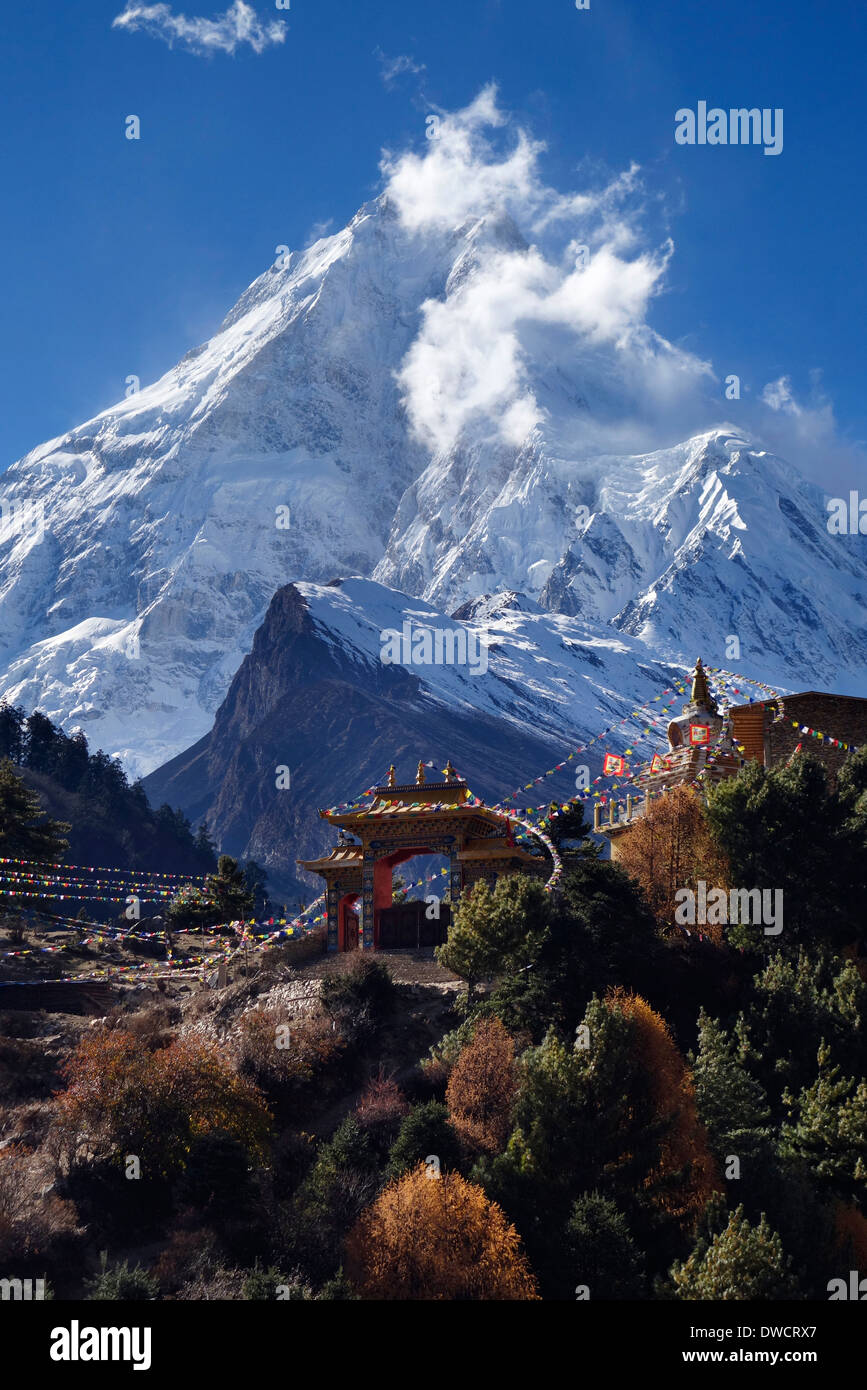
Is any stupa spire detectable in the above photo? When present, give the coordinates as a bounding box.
[690,657,716,711]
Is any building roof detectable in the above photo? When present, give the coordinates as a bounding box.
[729,691,867,711]
[322,775,503,827]
[297,845,363,873]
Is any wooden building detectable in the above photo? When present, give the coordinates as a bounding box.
[298,760,541,952]
[728,690,867,789]
[599,659,865,859]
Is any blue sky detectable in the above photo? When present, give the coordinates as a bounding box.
[1,0,864,478]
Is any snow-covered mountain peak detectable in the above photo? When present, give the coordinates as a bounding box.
[0,149,862,779]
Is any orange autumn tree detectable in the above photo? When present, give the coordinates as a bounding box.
[56,1030,271,1179]
[345,1164,539,1300]
[445,1017,517,1156]
[615,785,729,939]
[607,988,721,1224]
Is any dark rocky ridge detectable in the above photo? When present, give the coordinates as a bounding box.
[143,583,567,900]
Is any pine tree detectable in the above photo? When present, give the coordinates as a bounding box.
[208,855,255,920]
[545,799,596,853]
[476,1003,658,1238]
[706,754,857,950]
[390,874,408,904]
[436,875,548,999]
[447,856,660,1038]
[0,702,25,764]
[194,819,217,862]
[53,728,90,791]
[475,992,720,1296]
[670,1205,799,1299]
[386,1102,463,1180]
[737,947,867,1105]
[508,856,662,1039]
[566,1192,645,1299]
[23,710,62,776]
[780,1043,867,1206]
[0,759,70,860]
[691,1009,772,1161]
[167,856,255,932]
[242,859,270,914]
[836,743,867,839]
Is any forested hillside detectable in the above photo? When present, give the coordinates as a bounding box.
[0,702,217,878]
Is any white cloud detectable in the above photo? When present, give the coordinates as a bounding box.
[375,48,426,88]
[305,218,335,248]
[381,88,864,490]
[757,372,864,494]
[112,1,287,56]
[386,86,711,456]
[381,87,531,235]
[761,375,800,414]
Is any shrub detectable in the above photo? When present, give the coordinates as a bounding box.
[174,1130,254,1217]
[235,1007,346,1107]
[64,1149,177,1244]
[176,1268,247,1300]
[152,1228,221,1296]
[0,1144,79,1270]
[317,1269,358,1300]
[244,1264,314,1300]
[354,1073,409,1152]
[86,1254,159,1301]
[56,1030,271,1180]
[320,956,396,1045]
[0,1035,59,1102]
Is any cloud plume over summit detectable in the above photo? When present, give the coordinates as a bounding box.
[382,87,863,485]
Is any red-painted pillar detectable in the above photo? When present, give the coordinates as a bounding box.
[371,858,392,949]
